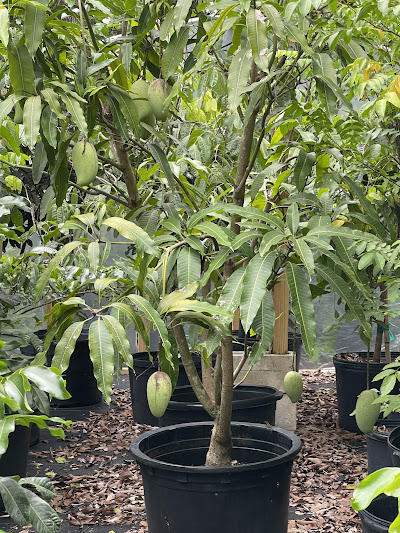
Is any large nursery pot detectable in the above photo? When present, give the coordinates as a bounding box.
[0,425,31,478]
[130,421,301,533]
[358,496,398,533]
[129,351,203,425]
[367,419,400,473]
[21,330,102,408]
[159,385,283,426]
[387,425,400,466]
[333,353,399,433]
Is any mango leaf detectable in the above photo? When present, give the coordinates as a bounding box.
[103,217,159,257]
[262,3,285,39]
[227,47,252,110]
[307,225,378,241]
[158,282,199,316]
[25,0,48,56]
[246,8,269,72]
[126,294,172,363]
[4,373,32,412]
[88,241,99,273]
[248,291,275,367]
[293,237,314,277]
[161,26,190,80]
[149,144,175,191]
[32,141,48,184]
[283,22,313,54]
[0,2,9,47]
[177,247,201,289]
[219,267,246,313]
[173,0,192,32]
[19,477,56,500]
[52,321,85,373]
[89,319,114,404]
[24,486,62,533]
[194,221,232,248]
[7,42,35,94]
[0,417,15,455]
[287,202,299,235]
[23,95,41,149]
[352,468,400,511]
[60,94,87,136]
[102,315,133,369]
[21,366,70,399]
[286,262,316,359]
[108,85,140,138]
[110,302,150,352]
[240,251,276,333]
[167,300,232,319]
[34,241,82,303]
[314,263,371,334]
[41,105,58,148]
[293,150,315,191]
[259,229,285,256]
[0,95,19,122]
[0,476,29,526]
[40,88,64,119]
[200,247,230,288]
[106,94,129,140]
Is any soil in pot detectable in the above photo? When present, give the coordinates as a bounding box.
[367,418,400,473]
[129,352,203,425]
[333,353,400,433]
[130,421,301,533]
[159,384,283,426]
[359,496,398,533]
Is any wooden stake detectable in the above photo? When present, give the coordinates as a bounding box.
[232,308,240,332]
[137,317,147,352]
[272,273,289,354]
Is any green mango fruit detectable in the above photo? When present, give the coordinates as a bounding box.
[72,141,98,186]
[147,371,172,418]
[14,102,23,124]
[148,78,171,121]
[131,79,155,139]
[355,389,380,434]
[284,371,303,403]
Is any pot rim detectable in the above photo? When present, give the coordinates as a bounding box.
[166,385,283,411]
[130,421,302,474]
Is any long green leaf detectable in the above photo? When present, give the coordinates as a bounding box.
[25,486,62,533]
[52,321,85,373]
[158,282,199,315]
[0,476,29,525]
[352,468,400,511]
[7,42,35,94]
[23,95,41,149]
[219,267,246,313]
[88,319,114,404]
[314,263,371,334]
[0,1,9,47]
[173,0,192,32]
[293,237,314,277]
[25,0,48,56]
[103,217,159,257]
[60,94,87,135]
[177,247,201,288]
[227,47,252,110]
[240,251,276,332]
[110,302,150,352]
[149,144,175,191]
[0,417,15,455]
[108,85,140,138]
[161,26,190,80]
[22,366,70,399]
[34,241,82,303]
[262,3,285,39]
[200,247,230,288]
[248,290,275,367]
[102,315,133,369]
[307,225,378,241]
[41,105,58,148]
[246,8,269,72]
[126,294,172,362]
[293,150,315,191]
[194,221,232,248]
[286,262,316,359]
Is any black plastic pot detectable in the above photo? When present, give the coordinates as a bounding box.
[130,421,301,533]
[30,422,40,447]
[52,332,102,408]
[333,354,399,433]
[0,425,31,477]
[160,385,283,426]
[367,419,400,473]
[388,425,400,466]
[129,352,203,425]
[359,496,398,532]
[21,330,102,408]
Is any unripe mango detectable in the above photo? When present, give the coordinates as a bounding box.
[355,389,380,434]
[284,371,303,403]
[147,371,172,418]
[72,141,98,186]
[148,78,170,121]
[131,79,155,139]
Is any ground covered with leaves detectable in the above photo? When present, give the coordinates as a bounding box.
[15,369,366,532]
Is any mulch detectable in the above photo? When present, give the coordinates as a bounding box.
[18,369,367,532]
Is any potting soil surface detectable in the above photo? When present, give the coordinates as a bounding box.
[2,370,366,533]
